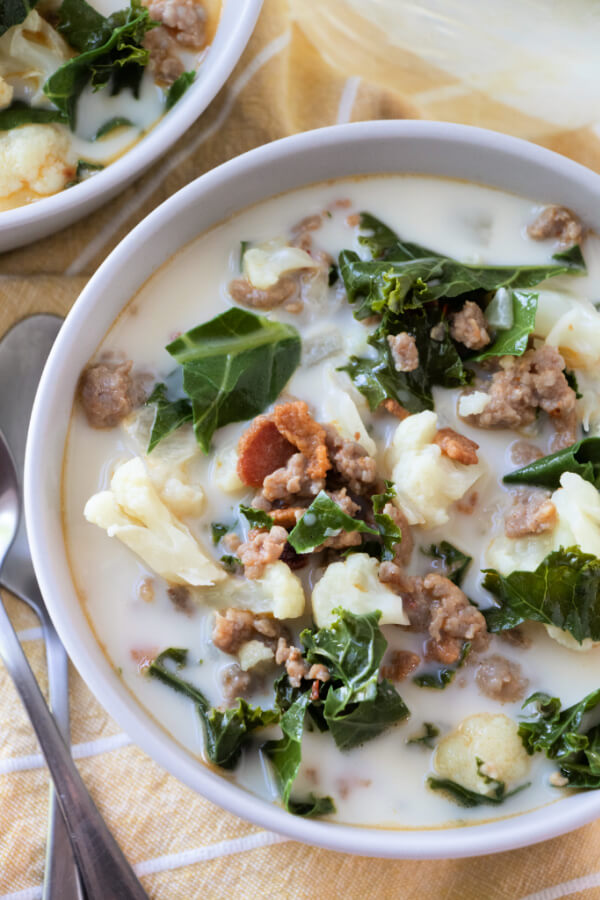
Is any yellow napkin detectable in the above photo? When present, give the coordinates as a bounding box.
[2,1,600,897]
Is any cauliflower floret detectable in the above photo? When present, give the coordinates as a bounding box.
[457,391,491,417]
[0,124,75,199]
[311,553,409,628]
[320,370,376,456]
[255,561,305,619]
[213,445,244,494]
[243,239,319,289]
[434,713,530,796]
[387,411,485,528]
[84,457,224,587]
[238,640,275,671]
[0,76,13,109]
[535,290,600,372]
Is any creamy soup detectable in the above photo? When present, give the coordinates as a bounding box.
[0,0,220,210]
[63,175,600,828]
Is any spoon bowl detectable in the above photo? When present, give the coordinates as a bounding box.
[0,433,19,568]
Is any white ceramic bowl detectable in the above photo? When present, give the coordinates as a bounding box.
[0,0,263,253]
[25,121,600,858]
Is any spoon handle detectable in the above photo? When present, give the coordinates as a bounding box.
[0,598,148,900]
[41,619,84,900]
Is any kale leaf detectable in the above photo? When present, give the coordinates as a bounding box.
[519,689,600,789]
[340,306,472,414]
[422,541,472,587]
[166,70,195,110]
[372,481,402,561]
[503,437,600,491]
[0,0,39,36]
[263,693,335,816]
[428,760,528,807]
[473,291,539,361]
[163,308,300,453]
[239,505,275,530]
[94,116,133,139]
[483,546,600,644]
[148,648,278,769]
[146,383,193,453]
[407,722,440,748]
[211,522,230,544]
[0,101,66,131]
[287,491,377,554]
[44,0,156,127]
[301,608,409,749]
[340,213,584,320]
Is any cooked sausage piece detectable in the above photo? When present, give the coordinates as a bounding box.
[504,488,557,538]
[527,205,584,247]
[236,525,289,579]
[78,361,139,428]
[387,333,419,372]
[476,654,528,703]
[449,300,491,350]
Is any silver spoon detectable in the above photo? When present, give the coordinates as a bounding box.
[0,314,82,900]
[0,428,149,899]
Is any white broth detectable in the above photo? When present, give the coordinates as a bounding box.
[63,175,600,827]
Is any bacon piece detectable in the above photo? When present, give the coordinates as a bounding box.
[272,401,331,480]
[237,415,295,487]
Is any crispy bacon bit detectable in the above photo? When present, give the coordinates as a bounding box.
[270,507,304,528]
[434,427,479,465]
[381,398,410,420]
[380,650,420,681]
[346,213,360,227]
[237,416,295,487]
[272,401,331,481]
[528,205,584,247]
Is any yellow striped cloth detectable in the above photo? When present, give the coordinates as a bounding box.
[2,1,600,897]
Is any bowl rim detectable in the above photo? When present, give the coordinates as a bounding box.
[0,0,263,235]
[25,120,600,859]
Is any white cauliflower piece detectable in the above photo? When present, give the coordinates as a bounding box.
[535,290,600,372]
[311,553,408,628]
[238,640,275,671]
[0,124,75,199]
[84,457,224,587]
[458,391,491,417]
[243,239,319,289]
[544,625,598,653]
[0,76,13,109]
[213,445,244,494]
[320,370,376,456]
[122,410,205,515]
[434,713,530,796]
[387,410,485,528]
[255,561,305,619]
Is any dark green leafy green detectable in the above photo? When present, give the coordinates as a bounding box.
[340,220,583,320]
[44,0,156,127]
[220,554,242,574]
[340,306,472,414]
[519,689,600,789]
[565,369,582,399]
[553,245,586,267]
[413,642,471,690]
[328,264,339,286]
[0,102,66,131]
[473,291,538,361]
[148,648,278,769]
[166,308,301,453]
[407,722,440,748]
[428,758,529,807]
[239,505,275,530]
[211,523,230,544]
[287,491,377,554]
[422,541,472,587]
[483,546,600,643]
[263,694,335,816]
[94,116,133,138]
[301,608,409,749]
[165,70,195,110]
[503,437,600,491]
[145,383,193,453]
[0,0,39,36]
[372,481,402,561]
